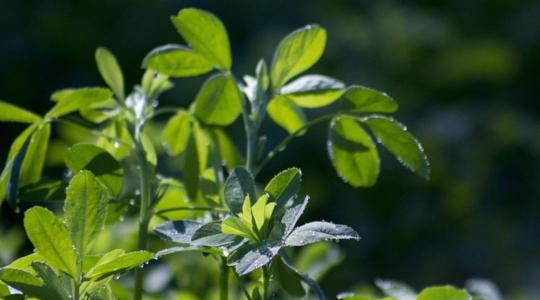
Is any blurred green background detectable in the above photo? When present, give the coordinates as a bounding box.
[1,0,539,298]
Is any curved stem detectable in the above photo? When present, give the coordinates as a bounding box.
[254,112,346,175]
[262,266,270,300]
[146,106,180,121]
[220,257,229,300]
[133,136,152,300]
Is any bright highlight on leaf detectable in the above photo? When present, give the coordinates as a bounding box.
[143,44,214,77]
[267,96,307,134]
[328,116,380,187]
[0,101,41,123]
[281,74,345,108]
[172,8,232,70]
[194,73,242,126]
[95,47,125,100]
[271,24,327,88]
[363,116,430,179]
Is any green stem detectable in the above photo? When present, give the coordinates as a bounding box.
[220,257,229,300]
[262,266,270,300]
[254,112,346,175]
[133,135,152,300]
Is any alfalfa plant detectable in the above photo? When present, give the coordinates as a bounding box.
[0,7,429,300]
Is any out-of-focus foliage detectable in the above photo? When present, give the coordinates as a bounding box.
[0,0,539,299]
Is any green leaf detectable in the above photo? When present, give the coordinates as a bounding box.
[363,116,430,179]
[280,196,309,237]
[256,59,270,91]
[32,261,74,300]
[143,44,214,77]
[417,286,471,300]
[221,216,257,241]
[0,101,41,123]
[0,124,37,204]
[295,243,344,280]
[210,128,241,170]
[342,86,398,113]
[228,241,281,276]
[251,194,275,233]
[3,252,44,275]
[0,268,48,298]
[284,221,359,247]
[265,167,302,212]
[375,279,417,300]
[171,8,232,70]
[271,25,327,88]
[64,170,110,256]
[6,130,33,211]
[267,96,307,134]
[64,143,124,195]
[95,48,124,100]
[47,87,113,118]
[18,180,65,202]
[328,116,380,187]
[0,280,9,297]
[191,221,239,247]
[194,73,242,126]
[162,110,192,156]
[85,251,154,281]
[183,132,200,201]
[224,167,256,214]
[276,256,306,297]
[281,75,345,108]
[154,220,202,244]
[20,123,50,185]
[278,253,326,300]
[23,207,78,277]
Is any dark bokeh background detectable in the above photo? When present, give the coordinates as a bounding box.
[1,0,540,298]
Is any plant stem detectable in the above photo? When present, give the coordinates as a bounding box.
[133,136,152,300]
[220,257,229,300]
[262,266,270,300]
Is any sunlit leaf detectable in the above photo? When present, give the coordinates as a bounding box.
[162,110,192,156]
[95,48,124,100]
[64,143,124,195]
[85,251,154,281]
[143,44,213,77]
[342,86,398,113]
[281,75,345,108]
[0,101,41,123]
[23,207,78,277]
[285,221,359,247]
[64,170,110,256]
[417,286,471,300]
[191,221,239,247]
[172,8,232,70]
[47,87,113,118]
[328,116,379,187]
[271,25,327,88]
[363,116,429,179]
[264,167,302,212]
[267,96,307,134]
[194,73,242,126]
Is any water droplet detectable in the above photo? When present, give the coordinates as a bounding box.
[129,198,136,206]
[119,216,125,222]
[113,141,120,148]
[134,189,141,196]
